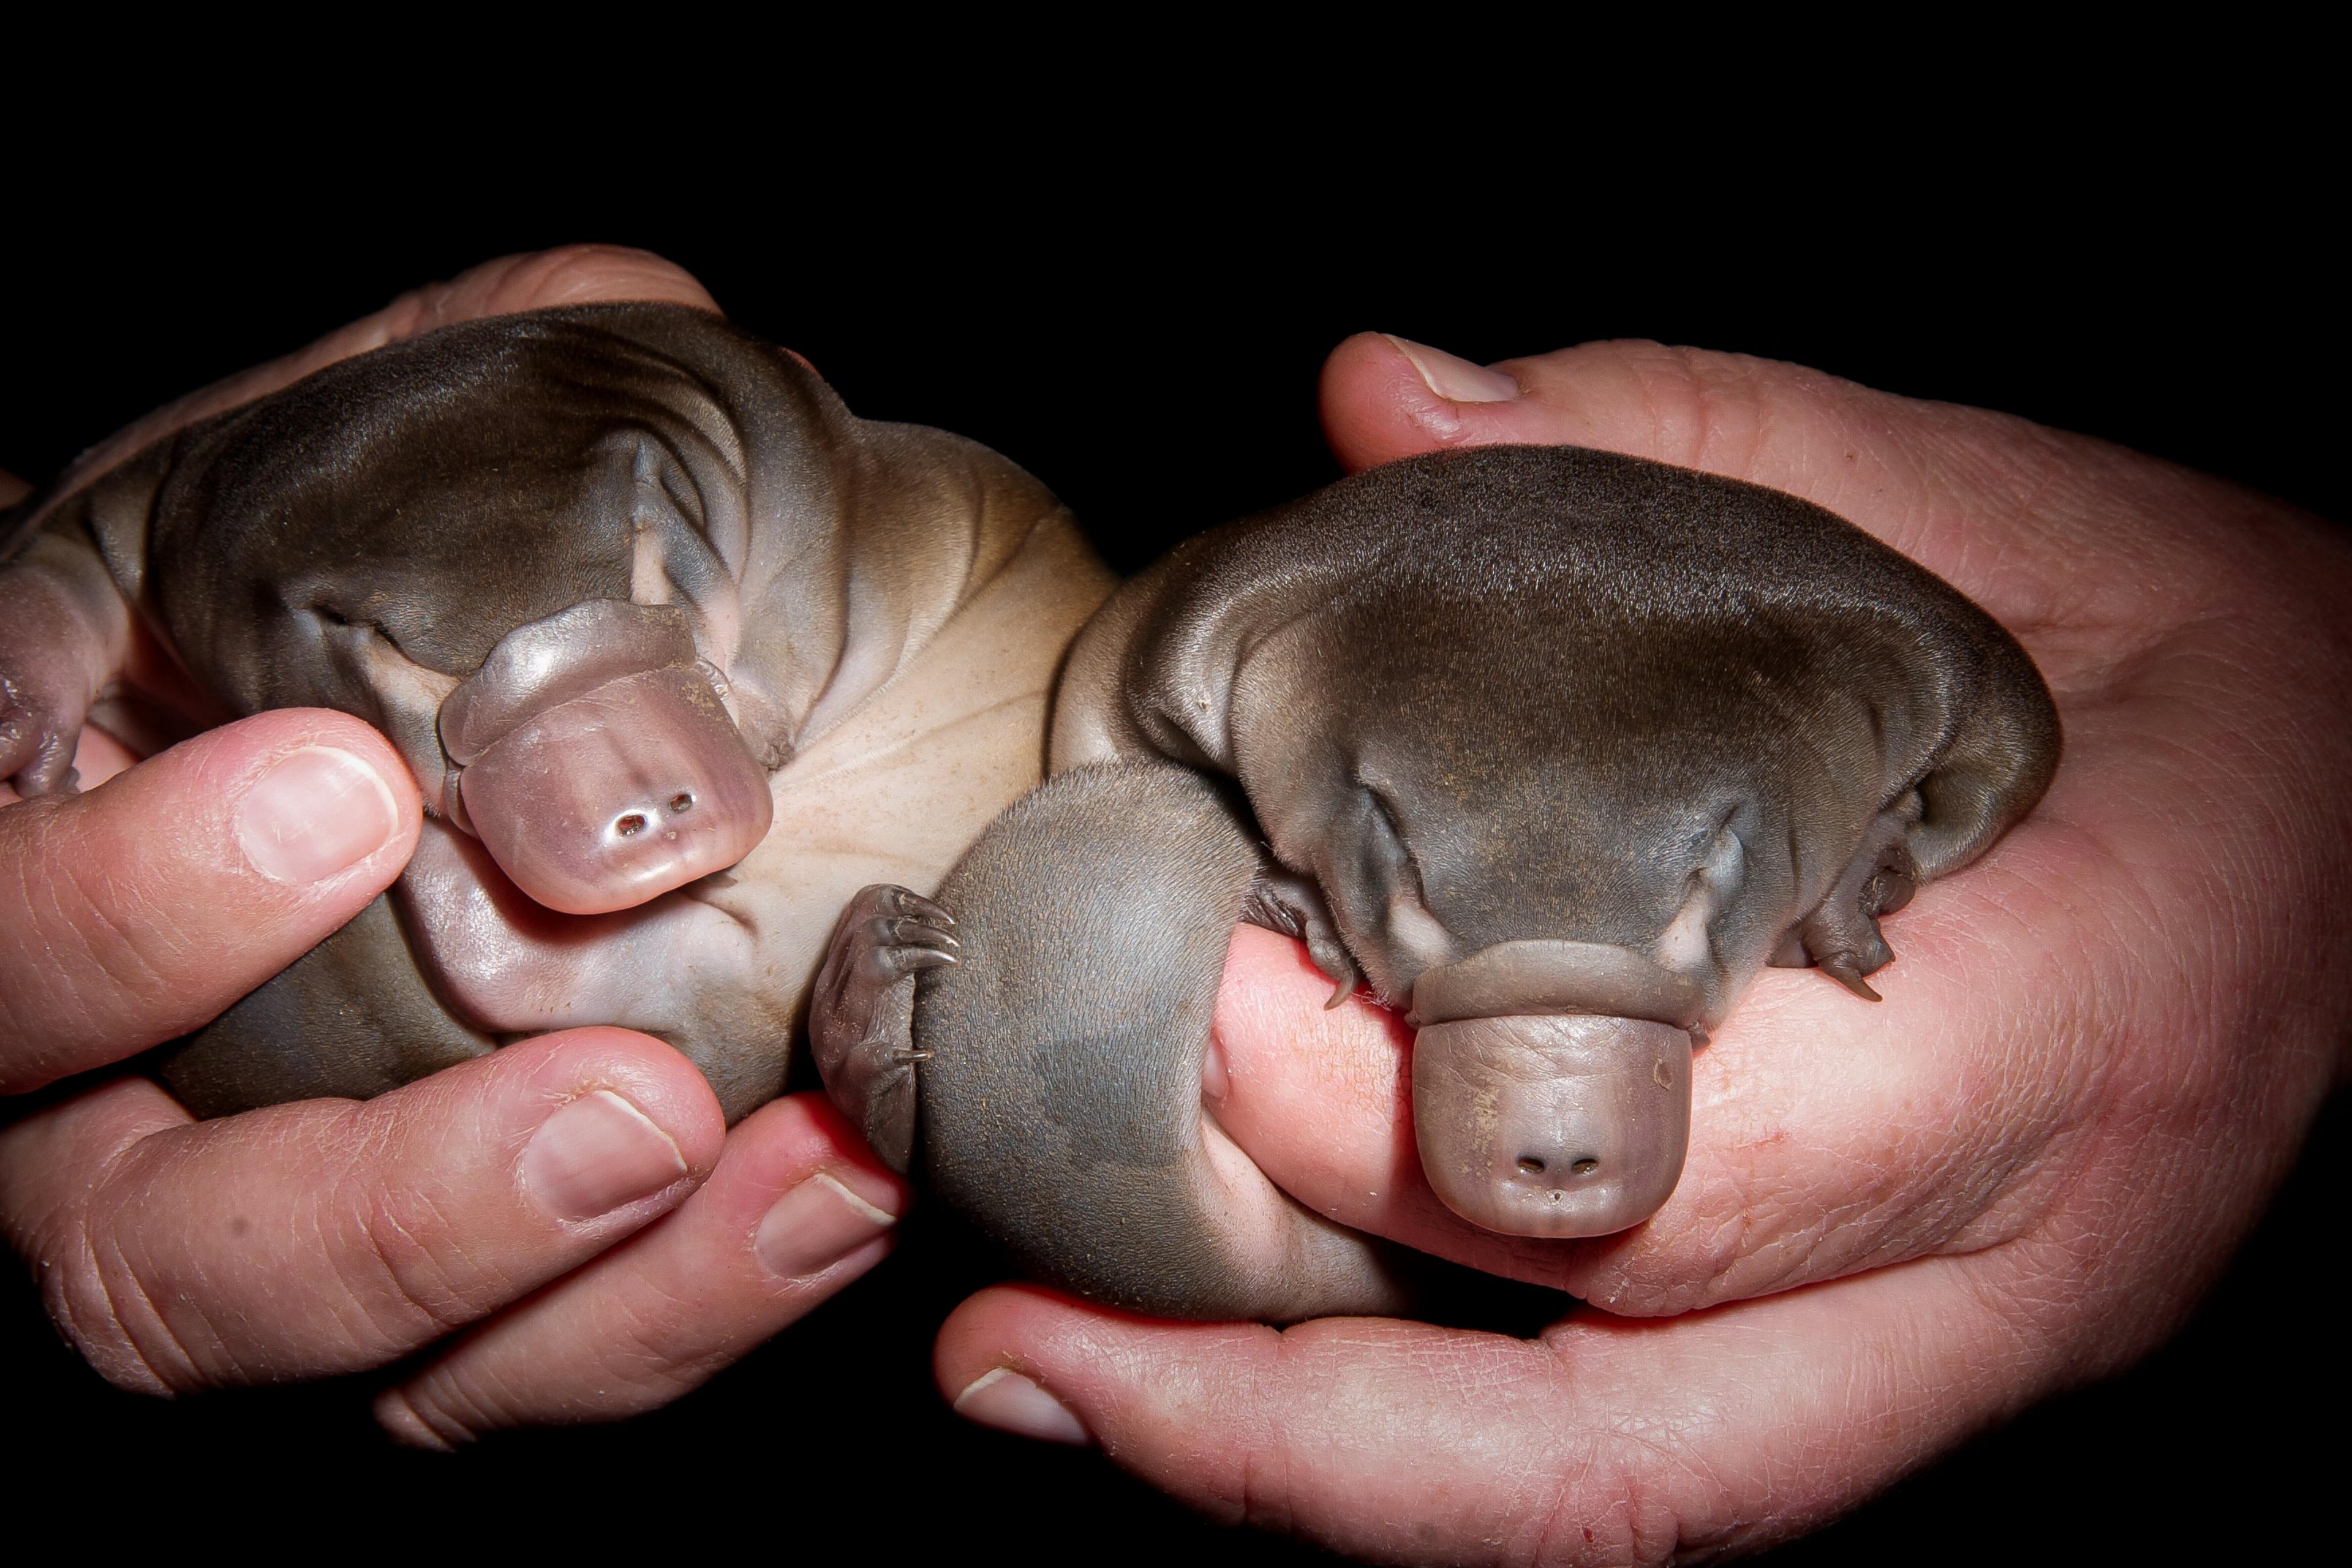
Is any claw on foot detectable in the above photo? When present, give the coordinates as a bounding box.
[810,883,960,1174]
[1819,956,1885,1003]
[871,942,959,982]
[1245,865,1364,1006]
[1306,921,1364,1008]
[1781,810,1914,1001]
[878,914,961,952]
[884,887,956,927]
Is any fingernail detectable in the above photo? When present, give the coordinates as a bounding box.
[1384,334,1520,404]
[524,1090,690,1221]
[952,1368,1091,1446]
[237,745,401,884]
[755,1170,898,1279]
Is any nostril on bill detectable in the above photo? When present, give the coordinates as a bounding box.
[453,660,776,915]
[1517,1156,1546,1175]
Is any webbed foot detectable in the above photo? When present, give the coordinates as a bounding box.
[0,632,90,794]
[1243,865,1361,1006]
[0,682,78,794]
[809,884,959,1172]
[1771,812,1918,1002]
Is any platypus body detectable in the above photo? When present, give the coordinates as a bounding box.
[2,318,2059,1327]
[813,445,2060,1321]
[0,304,1113,1120]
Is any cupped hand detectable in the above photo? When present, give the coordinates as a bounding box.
[935,334,2352,1560]
[1,246,907,1441]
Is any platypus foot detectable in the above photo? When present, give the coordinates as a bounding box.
[1774,810,1915,1001]
[809,884,958,1172]
[0,664,84,796]
[1243,865,1363,1008]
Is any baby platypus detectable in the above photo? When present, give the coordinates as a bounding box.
[813,445,2059,1322]
[0,303,1111,1119]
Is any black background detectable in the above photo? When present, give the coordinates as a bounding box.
[4,139,2343,1563]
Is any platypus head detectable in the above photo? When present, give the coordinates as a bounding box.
[1227,588,1875,1238]
[151,308,829,917]
[437,599,772,914]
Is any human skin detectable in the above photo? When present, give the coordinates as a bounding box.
[6,256,2346,1555]
[932,333,2352,1562]
[0,247,910,1441]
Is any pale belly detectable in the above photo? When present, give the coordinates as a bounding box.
[399,519,1112,1101]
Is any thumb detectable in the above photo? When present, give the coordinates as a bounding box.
[1,708,420,1091]
[1319,331,1902,497]
[936,1253,2051,1564]
[1314,329,2179,641]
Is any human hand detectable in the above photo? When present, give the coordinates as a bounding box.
[1,246,908,1441]
[933,334,2352,1559]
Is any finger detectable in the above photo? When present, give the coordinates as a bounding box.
[29,245,717,521]
[935,1249,2059,1565]
[377,1092,907,1445]
[1206,883,2105,1316]
[1320,330,1875,487]
[0,1027,724,1393]
[0,709,420,1091]
[1274,333,2343,1318]
[1316,331,2275,655]
[1200,673,2331,1319]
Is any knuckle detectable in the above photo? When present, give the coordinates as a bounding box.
[510,244,708,310]
[330,1166,513,1346]
[599,1292,734,1402]
[1549,339,1844,494]
[1,811,181,1079]
[1633,344,1778,474]
[36,1216,202,1397]
[1520,1395,1731,1567]
[377,1378,492,1450]
[394,1293,722,1444]
[1527,1452,1665,1566]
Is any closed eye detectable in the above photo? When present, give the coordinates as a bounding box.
[313,601,409,656]
[300,598,461,790]
[1360,785,1457,974]
[1362,783,1423,892]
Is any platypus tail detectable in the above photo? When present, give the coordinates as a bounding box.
[822,761,1413,1323]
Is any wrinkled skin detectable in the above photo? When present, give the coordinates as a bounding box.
[930,333,2352,1564]
[1061,445,2054,1245]
[2,293,1111,1124]
[0,247,1088,1441]
[814,442,2057,1319]
[4,264,2345,1562]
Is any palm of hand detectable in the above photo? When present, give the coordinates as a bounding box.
[937,337,2352,1561]
[0,249,911,1440]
